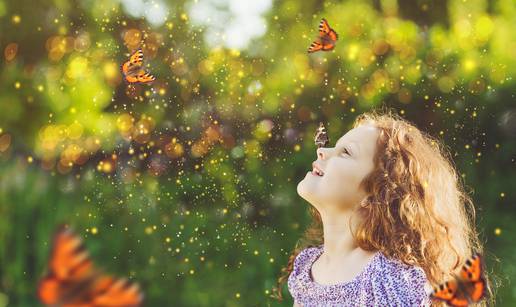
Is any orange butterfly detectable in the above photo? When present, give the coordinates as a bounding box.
[307,18,338,53]
[430,253,486,307]
[38,225,144,307]
[121,49,155,84]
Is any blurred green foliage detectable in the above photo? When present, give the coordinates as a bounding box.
[0,0,515,305]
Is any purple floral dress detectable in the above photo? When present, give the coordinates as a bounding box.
[288,245,432,306]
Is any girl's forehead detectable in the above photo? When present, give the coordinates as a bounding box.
[337,125,379,144]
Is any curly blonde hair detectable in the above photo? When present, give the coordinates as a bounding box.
[272,109,494,306]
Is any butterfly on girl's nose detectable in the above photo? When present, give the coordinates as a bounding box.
[314,122,329,148]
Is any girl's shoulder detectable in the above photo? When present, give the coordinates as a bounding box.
[292,245,321,271]
[297,245,322,257]
[371,252,433,305]
[374,252,428,283]
[291,245,427,280]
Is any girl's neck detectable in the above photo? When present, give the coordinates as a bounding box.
[319,208,362,263]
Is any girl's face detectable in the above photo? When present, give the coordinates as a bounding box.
[297,124,379,212]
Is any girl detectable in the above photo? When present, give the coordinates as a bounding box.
[272,110,493,306]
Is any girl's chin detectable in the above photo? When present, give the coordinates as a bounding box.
[297,177,322,200]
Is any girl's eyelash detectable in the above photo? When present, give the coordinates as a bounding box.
[341,148,350,156]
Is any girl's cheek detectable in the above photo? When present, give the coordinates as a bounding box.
[326,170,359,196]
[327,164,351,182]
[324,173,347,195]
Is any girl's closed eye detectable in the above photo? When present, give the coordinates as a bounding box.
[341,147,350,156]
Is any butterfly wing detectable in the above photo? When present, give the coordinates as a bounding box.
[123,68,155,84]
[319,18,338,42]
[431,278,481,307]
[38,226,97,305]
[314,122,329,147]
[122,49,144,74]
[321,39,336,51]
[328,29,338,42]
[431,280,459,302]
[128,49,144,67]
[459,253,486,303]
[122,49,154,83]
[431,254,487,307]
[124,72,140,83]
[121,61,131,75]
[90,276,144,306]
[469,280,486,303]
[38,226,144,307]
[307,41,324,53]
[319,18,331,36]
[308,19,338,53]
[136,70,155,83]
[460,253,483,282]
[448,296,470,307]
[122,49,155,83]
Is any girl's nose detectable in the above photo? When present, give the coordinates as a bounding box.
[317,147,329,160]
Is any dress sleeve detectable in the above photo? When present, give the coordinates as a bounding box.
[288,247,311,304]
[374,263,432,307]
[291,247,311,275]
[399,266,432,306]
